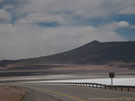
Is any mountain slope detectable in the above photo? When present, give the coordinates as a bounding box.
[3,40,135,66]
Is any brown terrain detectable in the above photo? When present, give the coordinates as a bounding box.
[0,86,27,101]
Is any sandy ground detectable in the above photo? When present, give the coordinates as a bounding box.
[0,86,27,101]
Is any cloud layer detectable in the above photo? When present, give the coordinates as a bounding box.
[0,0,135,60]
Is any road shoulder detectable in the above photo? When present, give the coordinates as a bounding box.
[0,85,27,101]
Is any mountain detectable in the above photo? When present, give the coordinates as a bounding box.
[1,40,135,67]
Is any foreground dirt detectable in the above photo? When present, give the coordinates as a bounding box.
[0,86,27,101]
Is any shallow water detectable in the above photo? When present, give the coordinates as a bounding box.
[23,75,135,86]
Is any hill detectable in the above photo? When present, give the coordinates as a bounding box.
[1,40,135,68]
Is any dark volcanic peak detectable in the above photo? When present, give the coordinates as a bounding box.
[1,40,135,66]
[80,40,101,48]
[90,40,101,44]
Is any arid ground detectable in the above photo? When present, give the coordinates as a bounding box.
[0,86,27,101]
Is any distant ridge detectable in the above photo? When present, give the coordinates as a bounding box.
[1,40,135,67]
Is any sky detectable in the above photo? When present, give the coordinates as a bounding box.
[0,0,135,60]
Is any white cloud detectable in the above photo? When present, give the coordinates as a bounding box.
[16,0,135,18]
[99,21,135,32]
[117,21,135,29]
[116,0,135,14]
[14,0,135,26]
[0,23,125,59]
[0,9,11,22]
[4,5,14,9]
[15,0,113,18]
[120,7,135,14]
[118,21,129,27]
[16,12,66,25]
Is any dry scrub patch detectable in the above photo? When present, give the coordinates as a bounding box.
[0,86,28,101]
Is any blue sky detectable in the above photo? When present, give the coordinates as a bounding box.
[0,0,135,59]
